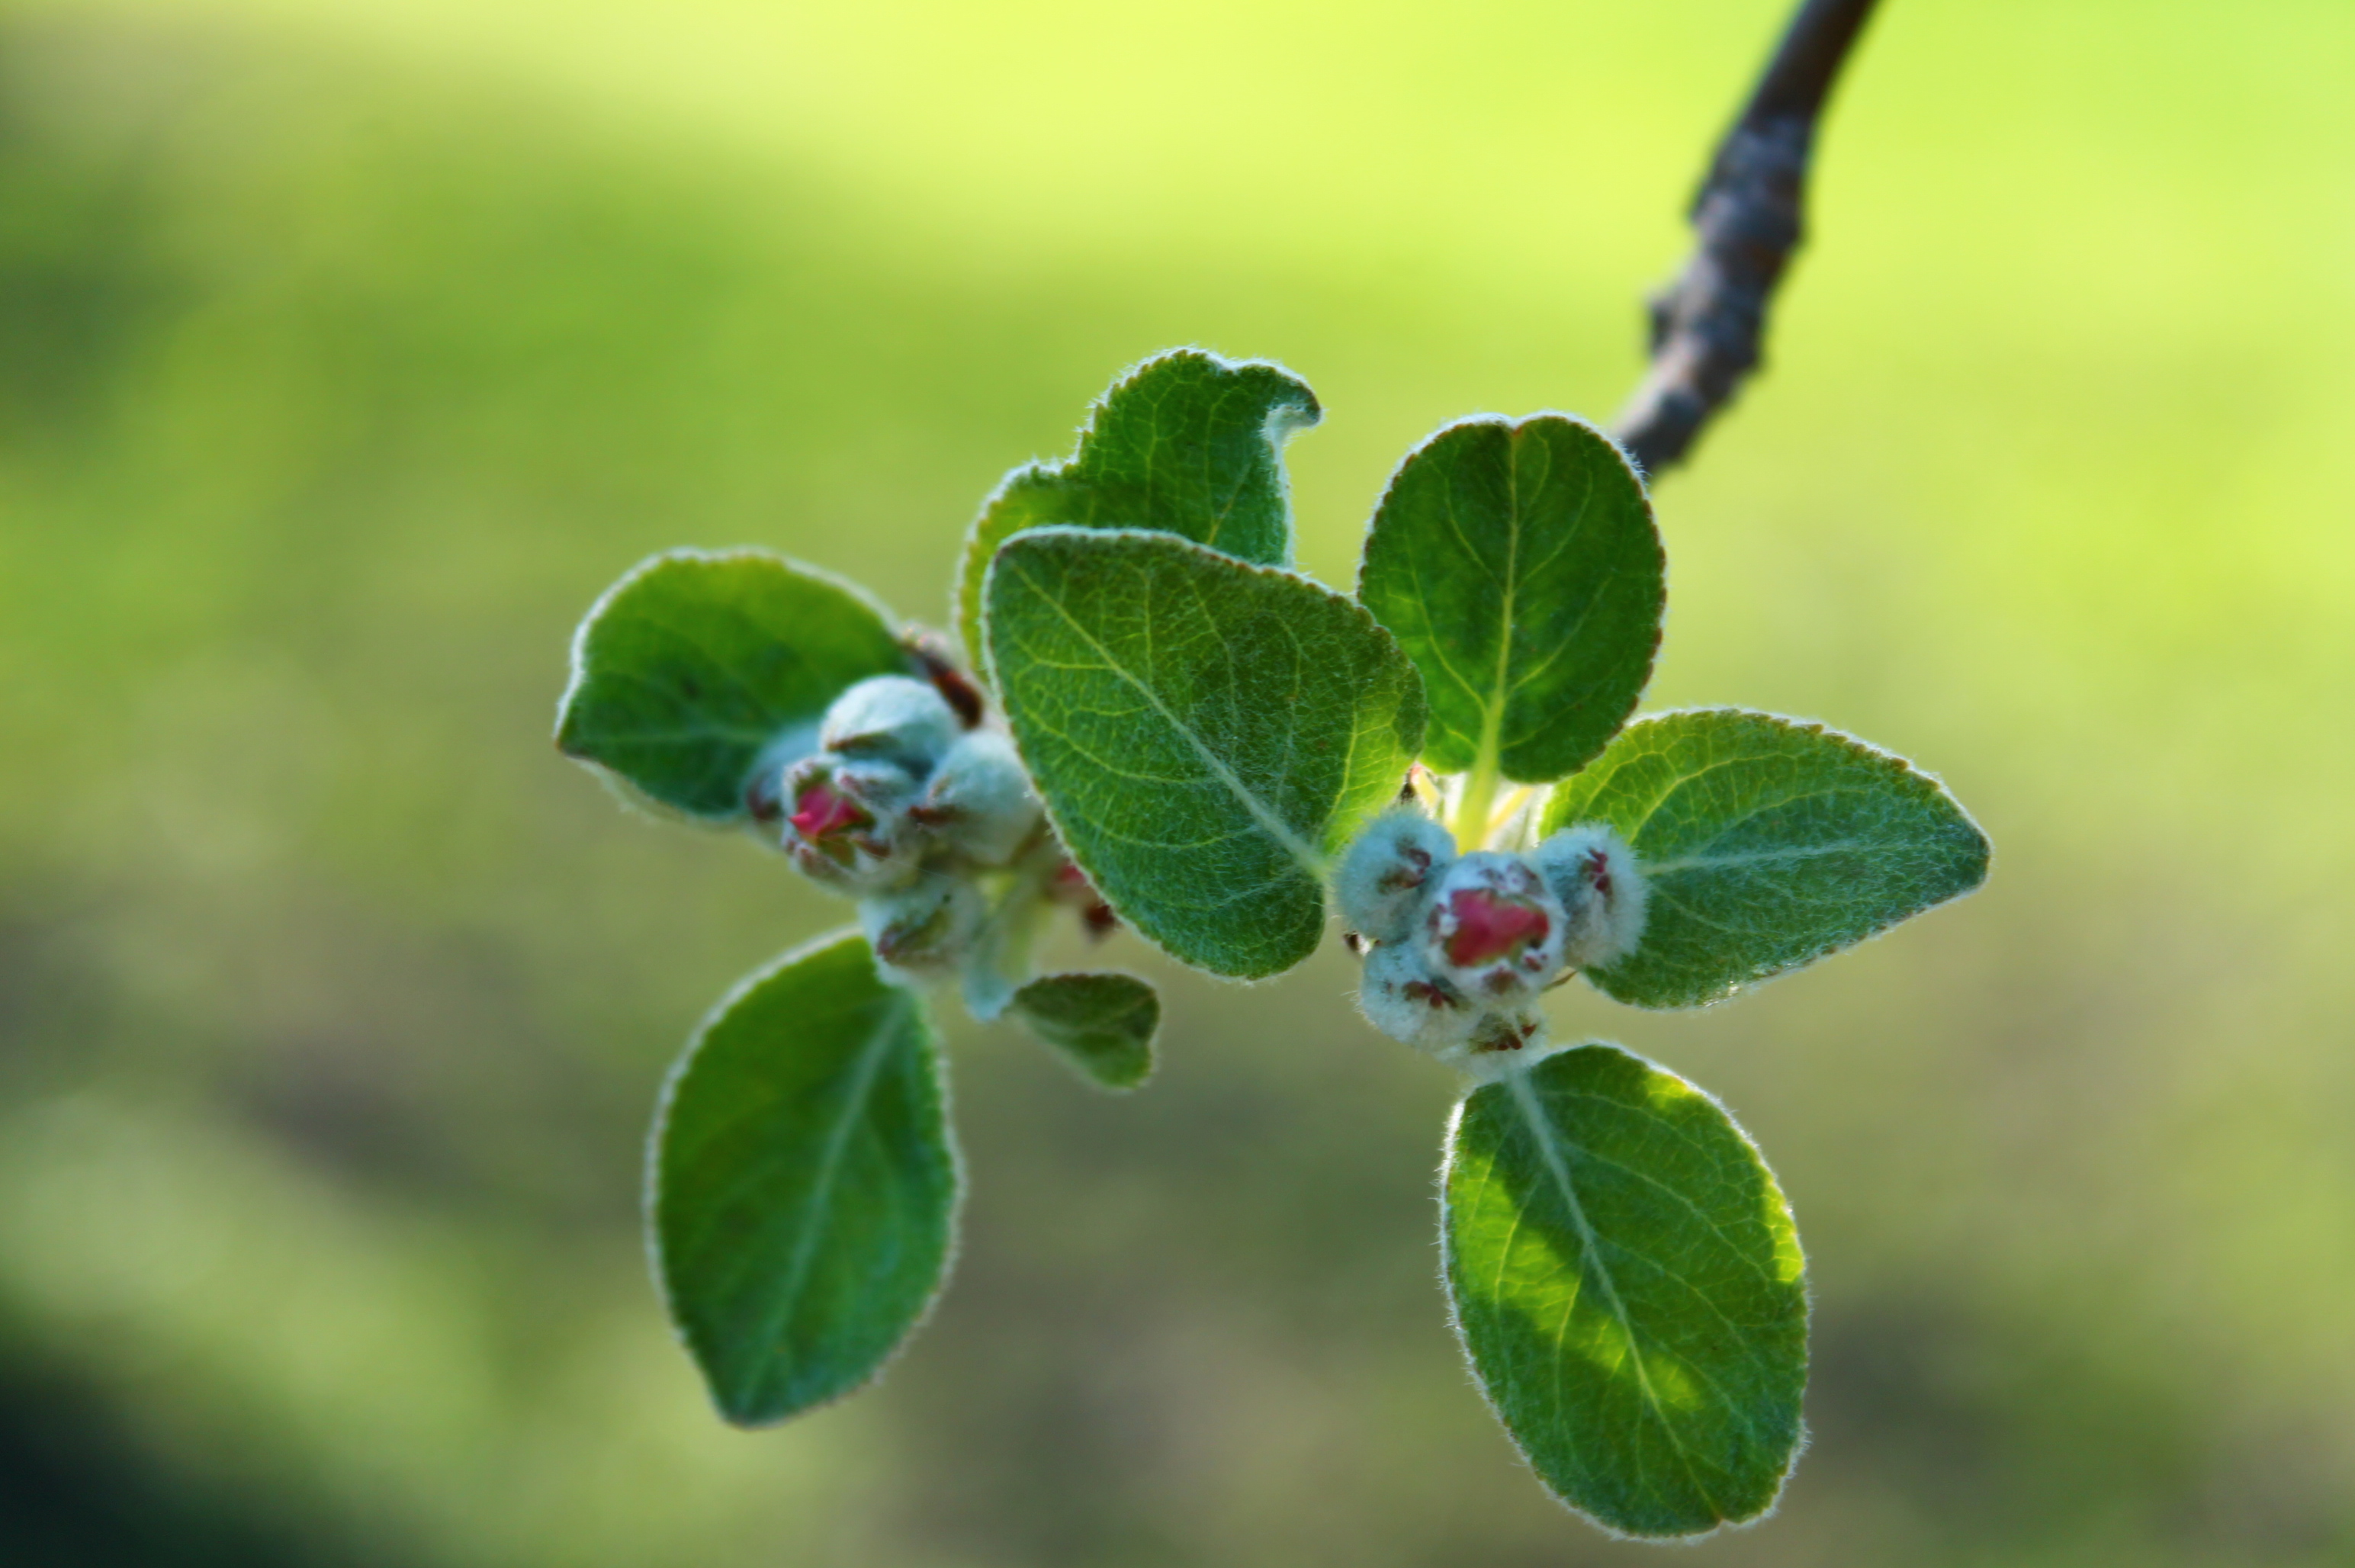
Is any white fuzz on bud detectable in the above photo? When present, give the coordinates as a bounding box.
[1348,821,1648,1068]
[1417,851,1568,1002]
[861,872,987,985]
[1531,823,1649,971]
[784,675,1052,898]
[910,729,1042,867]
[1335,808,1457,945]
[819,676,961,774]
[1356,940,1480,1054]
[1356,940,1550,1069]
[1462,1006,1548,1068]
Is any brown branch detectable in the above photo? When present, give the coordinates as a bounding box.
[1614,0,1882,477]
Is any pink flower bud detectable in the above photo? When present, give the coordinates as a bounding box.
[1420,852,1567,1001]
[1440,886,1551,968]
[789,779,870,841]
[779,754,921,892]
[1355,935,1549,1069]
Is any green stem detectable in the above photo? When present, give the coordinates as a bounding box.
[1453,752,1501,854]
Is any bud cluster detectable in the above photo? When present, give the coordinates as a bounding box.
[1338,808,1648,1068]
[778,674,1048,984]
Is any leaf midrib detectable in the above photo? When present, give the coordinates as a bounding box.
[1505,1068,1724,1523]
[750,995,908,1394]
[1001,546,1326,876]
[1472,435,1522,787]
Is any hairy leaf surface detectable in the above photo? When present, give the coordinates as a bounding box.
[1011,972,1159,1091]
[956,349,1320,670]
[651,930,959,1425]
[1444,1044,1807,1539]
[1542,709,1990,1007]
[557,550,906,820]
[986,529,1425,979]
[1360,416,1663,782]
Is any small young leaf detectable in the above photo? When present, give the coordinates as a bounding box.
[985,528,1426,979]
[1358,416,1663,782]
[558,550,908,821]
[1010,972,1159,1091]
[1541,709,1990,1008]
[650,930,960,1425]
[1444,1043,1807,1540]
[956,349,1321,670]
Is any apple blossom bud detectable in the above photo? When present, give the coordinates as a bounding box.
[908,729,1042,866]
[1048,861,1117,938]
[1335,808,1457,945]
[861,872,987,985]
[1465,1006,1547,1059]
[1356,939,1480,1054]
[819,676,961,775]
[1418,852,1567,1001]
[903,629,987,729]
[1355,937,1549,1067]
[779,753,921,891]
[1531,824,1649,970]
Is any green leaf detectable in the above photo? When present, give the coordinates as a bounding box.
[985,528,1426,980]
[1541,709,1990,1008]
[956,349,1321,670]
[1444,1043,1807,1540]
[1358,415,1663,783]
[650,930,960,1426]
[1010,972,1159,1091]
[557,550,908,821]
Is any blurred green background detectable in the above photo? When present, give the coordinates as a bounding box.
[3,0,2352,1562]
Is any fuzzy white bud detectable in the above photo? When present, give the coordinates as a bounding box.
[1335,808,1457,945]
[861,872,987,985]
[819,676,962,776]
[1356,939,1480,1054]
[1531,823,1649,971]
[909,729,1041,867]
[1356,939,1549,1069]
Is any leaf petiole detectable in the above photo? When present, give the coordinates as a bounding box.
[1450,755,1501,855]
[1445,765,1537,854]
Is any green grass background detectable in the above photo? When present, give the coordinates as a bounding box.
[2,1,2351,1562]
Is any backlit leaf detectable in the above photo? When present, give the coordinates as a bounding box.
[650,930,959,1425]
[956,349,1320,670]
[1360,416,1663,782]
[985,528,1425,979]
[1444,1043,1807,1538]
[1541,709,1990,1007]
[1010,972,1158,1091]
[557,550,907,821]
